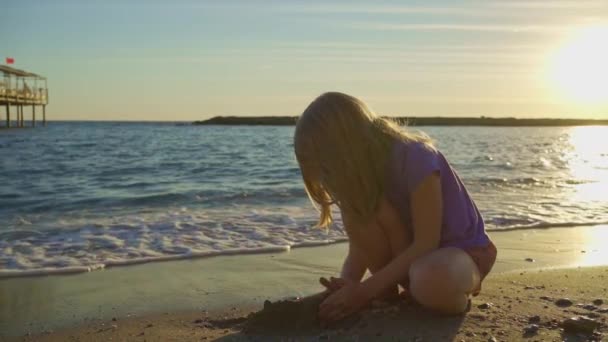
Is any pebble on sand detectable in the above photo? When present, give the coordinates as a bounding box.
[477,303,494,310]
[523,324,539,335]
[555,298,573,307]
[561,316,601,334]
[525,258,535,262]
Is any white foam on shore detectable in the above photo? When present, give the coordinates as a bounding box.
[0,206,348,279]
[2,204,608,279]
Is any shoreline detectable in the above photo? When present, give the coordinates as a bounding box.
[2,224,608,339]
[4,222,608,280]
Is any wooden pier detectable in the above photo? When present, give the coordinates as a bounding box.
[0,65,48,128]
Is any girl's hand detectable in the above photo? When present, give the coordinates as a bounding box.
[319,276,347,293]
[318,281,370,323]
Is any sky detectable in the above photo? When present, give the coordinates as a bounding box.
[1,0,608,121]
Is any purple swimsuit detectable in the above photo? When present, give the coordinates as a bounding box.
[385,140,491,249]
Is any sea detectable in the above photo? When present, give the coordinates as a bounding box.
[1,122,607,277]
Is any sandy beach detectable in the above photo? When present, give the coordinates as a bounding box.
[3,224,608,341]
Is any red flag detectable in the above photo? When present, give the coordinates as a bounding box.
[6,57,14,65]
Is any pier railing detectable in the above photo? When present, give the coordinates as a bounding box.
[1,65,48,128]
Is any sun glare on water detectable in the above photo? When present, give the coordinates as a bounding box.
[548,25,608,104]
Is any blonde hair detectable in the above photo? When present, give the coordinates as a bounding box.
[294,92,432,228]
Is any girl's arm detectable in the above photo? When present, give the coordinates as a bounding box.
[359,172,442,299]
[340,240,367,282]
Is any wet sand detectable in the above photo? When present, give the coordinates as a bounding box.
[2,224,608,341]
[19,267,608,341]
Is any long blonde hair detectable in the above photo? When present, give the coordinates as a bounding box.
[294,92,431,228]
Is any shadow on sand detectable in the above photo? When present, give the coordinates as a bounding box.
[213,293,464,341]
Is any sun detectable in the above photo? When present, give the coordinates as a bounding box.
[548,25,608,104]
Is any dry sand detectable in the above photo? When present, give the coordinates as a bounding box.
[2,225,608,341]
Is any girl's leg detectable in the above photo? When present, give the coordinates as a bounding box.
[359,198,480,314]
[408,247,481,314]
[348,218,398,299]
[347,198,412,298]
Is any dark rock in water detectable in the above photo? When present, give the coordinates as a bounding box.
[555,298,573,307]
[561,316,601,334]
[477,302,493,310]
[244,292,359,334]
[523,324,539,336]
[528,315,541,323]
[593,299,604,306]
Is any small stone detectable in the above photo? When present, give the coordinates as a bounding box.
[555,298,573,307]
[523,324,539,335]
[469,313,487,321]
[593,299,604,306]
[540,296,552,301]
[524,286,535,290]
[478,302,494,310]
[529,315,541,323]
[488,337,497,342]
[597,308,608,313]
[111,324,117,329]
[525,258,535,262]
[561,316,601,334]
[582,304,599,311]
[112,317,117,322]
[146,323,153,328]
[466,331,476,337]
[193,319,204,324]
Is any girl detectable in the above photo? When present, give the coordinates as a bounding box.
[293,92,497,323]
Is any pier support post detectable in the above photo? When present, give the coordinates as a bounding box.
[43,105,46,126]
[6,104,10,128]
[18,106,22,127]
[32,105,36,127]
[20,106,24,127]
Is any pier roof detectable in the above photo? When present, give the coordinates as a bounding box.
[0,65,45,79]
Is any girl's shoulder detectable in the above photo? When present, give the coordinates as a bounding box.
[390,139,442,192]
[392,139,439,164]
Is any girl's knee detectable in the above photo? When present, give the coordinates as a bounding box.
[409,266,470,314]
[408,249,476,315]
